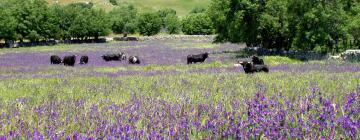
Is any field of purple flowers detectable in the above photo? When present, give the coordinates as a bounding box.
[0,39,359,139]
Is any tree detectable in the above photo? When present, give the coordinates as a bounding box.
[181,13,213,35]
[10,0,59,42]
[69,8,111,40]
[0,6,17,42]
[258,0,290,50]
[109,5,138,34]
[347,3,360,48]
[164,14,181,34]
[288,0,348,52]
[157,8,177,28]
[136,12,162,36]
[208,0,350,52]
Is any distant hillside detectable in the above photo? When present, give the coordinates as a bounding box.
[47,0,211,16]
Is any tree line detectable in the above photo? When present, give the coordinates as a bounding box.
[0,0,213,45]
[208,0,360,53]
[1,0,359,53]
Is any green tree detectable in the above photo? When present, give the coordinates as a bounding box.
[109,5,138,34]
[208,0,265,46]
[136,12,162,36]
[69,8,111,40]
[0,6,17,42]
[157,8,177,28]
[258,0,290,50]
[182,13,213,35]
[164,14,181,34]
[208,0,350,52]
[288,0,348,52]
[347,3,360,48]
[10,0,59,42]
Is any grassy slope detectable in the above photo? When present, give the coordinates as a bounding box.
[47,0,211,16]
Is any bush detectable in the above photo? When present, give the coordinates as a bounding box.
[181,13,213,35]
[0,6,17,41]
[190,7,206,14]
[157,8,177,28]
[109,5,137,34]
[69,8,111,40]
[164,14,181,34]
[136,12,162,36]
[109,0,118,6]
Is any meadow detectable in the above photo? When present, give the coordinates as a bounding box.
[47,0,210,16]
[0,39,359,139]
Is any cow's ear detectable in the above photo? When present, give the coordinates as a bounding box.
[239,61,243,64]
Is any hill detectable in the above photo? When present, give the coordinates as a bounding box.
[47,0,211,16]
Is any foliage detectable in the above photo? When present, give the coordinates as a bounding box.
[190,6,206,13]
[208,0,360,52]
[164,14,181,34]
[0,5,17,41]
[109,0,118,6]
[181,13,213,35]
[157,8,177,28]
[136,12,162,36]
[109,5,138,34]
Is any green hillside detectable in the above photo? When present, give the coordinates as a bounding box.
[47,0,211,16]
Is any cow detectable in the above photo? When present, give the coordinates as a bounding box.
[239,61,269,74]
[50,55,62,64]
[129,56,140,64]
[252,55,264,65]
[187,52,209,64]
[79,55,89,65]
[102,53,121,61]
[63,55,76,66]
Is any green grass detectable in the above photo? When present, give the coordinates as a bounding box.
[47,0,211,16]
[0,71,358,105]
[263,56,303,65]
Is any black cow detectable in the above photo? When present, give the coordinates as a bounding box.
[50,55,62,64]
[239,61,269,74]
[102,53,122,61]
[63,55,76,66]
[79,55,89,65]
[129,56,140,64]
[252,55,264,65]
[187,52,209,64]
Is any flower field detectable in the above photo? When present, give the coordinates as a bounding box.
[0,39,359,139]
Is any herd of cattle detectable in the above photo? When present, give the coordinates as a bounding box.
[50,53,140,66]
[50,52,269,74]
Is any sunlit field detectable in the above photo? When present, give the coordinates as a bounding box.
[0,39,359,139]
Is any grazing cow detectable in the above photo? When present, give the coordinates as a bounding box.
[187,52,209,64]
[63,55,76,66]
[239,61,269,74]
[50,55,62,64]
[102,53,122,61]
[252,55,264,65]
[129,56,140,64]
[79,55,89,64]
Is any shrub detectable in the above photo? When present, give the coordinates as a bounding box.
[181,13,213,35]
[190,7,206,14]
[164,14,181,34]
[109,0,118,6]
[109,5,137,34]
[136,12,162,36]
